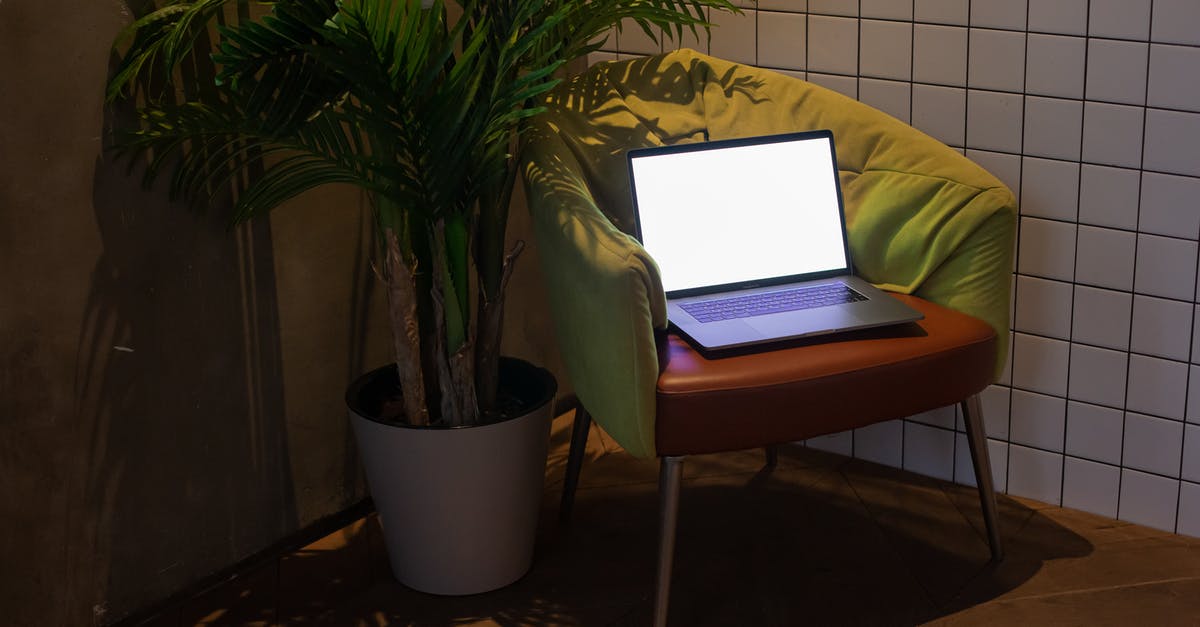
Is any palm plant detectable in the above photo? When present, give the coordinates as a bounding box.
[107,0,736,427]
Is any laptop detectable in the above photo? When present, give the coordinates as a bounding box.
[627,130,923,353]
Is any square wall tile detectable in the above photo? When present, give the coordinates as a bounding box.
[1025,34,1086,98]
[1134,234,1198,301]
[1020,156,1079,221]
[859,78,912,123]
[808,73,859,98]
[970,0,1027,30]
[617,18,662,55]
[708,8,756,65]
[967,90,1024,153]
[807,430,854,456]
[1190,364,1200,421]
[1178,481,1200,537]
[1127,354,1189,420]
[861,19,913,81]
[1011,389,1067,451]
[1068,343,1129,408]
[1074,225,1135,291]
[1131,295,1193,361]
[1078,165,1140,230]
[1182,424,1200,482]
[909,404,958,429]
[1082,102,1145,169]
[1019,217,1076,281]
[809,0,858,16]
[1140,172,1200,240]
[1086,40,1149,106]
[665,22,709,54]
[1024,97,1084,161]
[1028,0,1087,35]
[862,0,914,20]
[1124,412,1185,477]
[1144,109,1200,178]
[758,0,807,11]
[1062,457,1121,518]
[1151,0,1200,46]
[954,435,1009,490]
[1015,275,1073,339]
[1148,45,1200,113]
[758,11,807,70]
[913,24,968,85]
[968,28,1026,92]
[980,384,1012,440]
[808,15,859,75]
[1089,0,1151,41]
[1008,444,1063,506]
[912,84,967,145]
[1072,285,1132,351]
[1013,332,1071,396]
[1066,401,1125,464]
[967,150,1021,197]
[854,420,904,468]
[1119,469,1180,532]
[903,421,956,481]
[915,0,969,25]
[587,51,619,65]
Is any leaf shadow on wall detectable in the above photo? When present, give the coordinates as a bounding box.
[66,48,297,627]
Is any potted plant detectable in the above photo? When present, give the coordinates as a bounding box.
[106,0,735,595]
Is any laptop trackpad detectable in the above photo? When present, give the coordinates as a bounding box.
[745,308,862,338]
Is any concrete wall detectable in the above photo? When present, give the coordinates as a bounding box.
[0,1,564,624]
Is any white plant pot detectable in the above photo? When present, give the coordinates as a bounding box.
[346,358,555,595]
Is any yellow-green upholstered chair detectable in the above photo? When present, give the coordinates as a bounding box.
[522,50,1017,626]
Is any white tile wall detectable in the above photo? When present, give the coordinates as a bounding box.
[1078,165,1139,230]
[969,0,1026,31]
[1009,444,1063,505]
[1085,40,1148,106]
[1123,412,1184,476]
[607,0,1200,537]
[1063,456,1120,517]
[1071,285,1131,350]
[860,19,912,81]
[854,420,904,468]
[807,430,854,456]
[1151,0,1200,46]
[968,29,1026,92]
[1066,401,1124,464]
[1027,0,1087,36]
[1119,469,1179,532]
[913,24,967,86]
[1024,97,1083,161]
[1089,0,1151,41]
[1010,389,1066,451]
[1026,34,1085,99]
[903,421,956,481]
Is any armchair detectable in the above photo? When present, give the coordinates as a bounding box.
[522,50,1017,626]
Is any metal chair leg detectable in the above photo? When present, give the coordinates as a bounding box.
[962,394,1004,562]
[654,456,685,627]
[560,405,592,524]
[764,444,779,468]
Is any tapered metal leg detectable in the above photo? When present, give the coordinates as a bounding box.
[764,445,779,469]
[962,394,1004,562]
[654,456,685,627]
[560,405,592,524]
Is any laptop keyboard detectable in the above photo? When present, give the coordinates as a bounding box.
[680,283,866,323]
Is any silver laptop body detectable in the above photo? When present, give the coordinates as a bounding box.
[627,130,923,353]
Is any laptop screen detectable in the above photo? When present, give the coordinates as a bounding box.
[628,131,850,296]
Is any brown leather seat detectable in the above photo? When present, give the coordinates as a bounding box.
[655,294,996,456]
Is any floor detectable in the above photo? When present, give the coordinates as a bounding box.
[135,410,1200,626]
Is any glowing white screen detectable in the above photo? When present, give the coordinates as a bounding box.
[631,136,848,294]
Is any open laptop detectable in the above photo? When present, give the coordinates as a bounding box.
[627,130,923,353]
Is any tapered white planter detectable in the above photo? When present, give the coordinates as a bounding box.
[347,358,555,595]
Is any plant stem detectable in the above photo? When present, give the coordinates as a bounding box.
[384,228,429,426]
